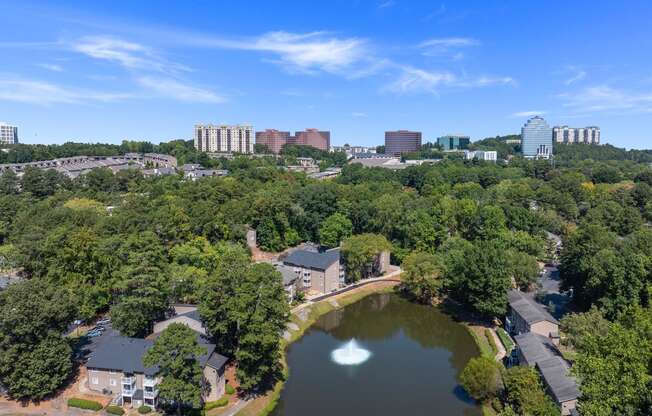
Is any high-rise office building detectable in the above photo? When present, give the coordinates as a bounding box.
[255,128,331,153]
[293,129,330,151]
[0,123,18,145]
[437,135,470,151]
[552,126,600,145]
[194,124,254,154]
[255,129,291,154]
[521,116,552,159]
[385,130,422,156]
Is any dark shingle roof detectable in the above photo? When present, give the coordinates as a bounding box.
[509,290,558,326]
[274,263,298,286]
[87,332,227,376]
[514,332,558,366]
[283,248,340,271]
[537,357,581,403]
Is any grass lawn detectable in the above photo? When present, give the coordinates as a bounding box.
[496,328,514,353]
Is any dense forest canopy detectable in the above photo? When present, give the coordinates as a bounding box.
[0,141,651,413]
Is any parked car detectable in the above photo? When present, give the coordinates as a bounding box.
[86,331,102,338]
[96,318,111,325]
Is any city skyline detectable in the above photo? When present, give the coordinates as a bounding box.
[1,1,652,148]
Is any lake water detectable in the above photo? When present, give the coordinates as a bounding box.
[271,293,482,416]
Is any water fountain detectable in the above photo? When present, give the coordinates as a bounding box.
[330,339,372,366]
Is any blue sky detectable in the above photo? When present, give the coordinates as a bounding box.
[1,0,652,148]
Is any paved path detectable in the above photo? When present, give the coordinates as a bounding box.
[218,397,254,416]
[489,328,507,361]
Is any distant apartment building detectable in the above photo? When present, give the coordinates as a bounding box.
[0,123,18,145]
[553,125,600,144]
[194,124,254,154]
[521,116,553,159]
[385,130,422,156]
[330,144,376,158]
[437,135,470,151]
[256,128,330,153]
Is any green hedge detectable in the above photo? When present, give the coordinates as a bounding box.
[67,397,103,411]
[106,405,125,415]
[137,405,152,414]
[497,328,514,352]
[225,384,236,395]
[204,397,229,410]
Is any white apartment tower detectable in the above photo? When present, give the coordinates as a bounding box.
[194,124,254,154]
[0,123,18,145]
[553,126,600,144]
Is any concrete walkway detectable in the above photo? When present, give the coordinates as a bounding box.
[489,327,507,361]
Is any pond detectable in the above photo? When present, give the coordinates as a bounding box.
[271,293,482,416]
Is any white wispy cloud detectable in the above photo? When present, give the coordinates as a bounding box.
[136,76,225,103]
[178,31,370,75]
[511,110,547,118]
[418,37,479,48]
[564,66,587,85]
[71,36,188,74]
[559,85,652,114]
[37,63,64,72]
[417,37,479,58]
[384,66,514,94]
[0,79,130,105]
[378,0,396,9]
[352,112,368,118]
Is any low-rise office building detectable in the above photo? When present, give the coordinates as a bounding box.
[464,150,498,162]
[385,130,422,156]
[437,135,470,151]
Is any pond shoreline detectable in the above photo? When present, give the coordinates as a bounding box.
[234,281,489,416]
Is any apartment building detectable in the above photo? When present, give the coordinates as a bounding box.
[283,247,344,295]
[86,306,227,410]
[506,290,559,338]
[385,130,422,156]
[0,123,18,145]
[553,125,600,144]
[521,116,553,159]
[464,150,498,162]
[194,124,254,154]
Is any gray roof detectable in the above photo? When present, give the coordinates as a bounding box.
[178,308,202,323]
[508,290,559,326]
[87,332,227,376]
[274,263,299,286]
[284,248,340,271]
[514,332,558,366]
[537,356,581,403]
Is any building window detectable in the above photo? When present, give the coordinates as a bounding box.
[91,377,99,385]
[110,379,117,386]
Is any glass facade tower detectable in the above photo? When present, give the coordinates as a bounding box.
[521,116,552,159]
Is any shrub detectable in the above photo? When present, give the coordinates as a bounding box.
[204,397,229,410]
[67,398,103,411]
[225,384,236,395]
[459,356,504,402]
[137,405,152,414]
[106,405,125,415]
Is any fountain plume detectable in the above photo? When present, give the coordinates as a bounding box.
[330,339,371,366]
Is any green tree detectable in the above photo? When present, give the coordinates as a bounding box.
[559,307,611,350]
[573,306,652,415]
[198,245,289,390]
[503,366,560,416]
[0,279,76,400]
[401,251,445,303]
[143,323,206,415]
[340,233,391,282]
[319,213,353,248]
[459,356,504,402]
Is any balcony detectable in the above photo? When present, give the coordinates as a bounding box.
[143,388,159,400]
[143,377,158,388]
[121,376,135,385]
[121,386,135,397]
